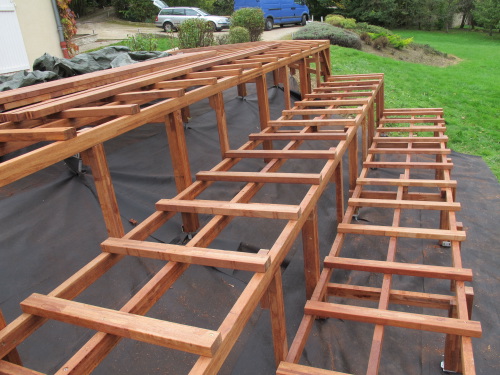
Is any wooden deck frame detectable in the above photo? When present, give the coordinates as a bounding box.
[283,108,480,375]
[0,44,387,375]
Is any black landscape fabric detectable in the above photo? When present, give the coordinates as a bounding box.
[0,85,498,374]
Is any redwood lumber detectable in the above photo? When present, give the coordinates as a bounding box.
[59,105,140,118]
[154,77,218,89]
[357,178,457,188]
[196,171,322,184]
[21,294,222,357]
[304,301,482,337]
[101,238,270,272]
[0,361,44,375]
[225,149,336,160]
[268,119,356,127]
[277,362,350,375]
[113,89,185,101]
[282,108,364,116]
[362,161,453,170]
[0,310,22,366]
[156,199,302,220]
[324,257,473,281]
[348,197,461,211]
[248,132,347,141]
[376,126,446,132]
[294,99,369,106]
[0,128,76,142]
[337,223,466,241]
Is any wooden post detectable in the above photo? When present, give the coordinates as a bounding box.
[348,131,358,192]
[298,58,311,98]
[362,114,368,162]
[335,161,344,224]
[237,83,247,98]
[81,144,125,237]
[267,268,288,366]
[314,52,321,87]
[209,93,230,158]
[165,110,199,233]
[273,69,280,86]
[281,66,292,110]
[368,102,375,147]
[302,207,320,299]
[0,309,22,365]
[255,74,273,160]
[181,106,191,123]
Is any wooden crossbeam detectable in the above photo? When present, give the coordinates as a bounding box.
[337,223,466,241]
[277,362,350,375]
[196,171,322,184]
[0,128,76,142]
[368,147,450,155]
[185,69,242,79]
[380,118,444,124]
[282,108,364,116]
[373,136,448,143]
[0,361,45,375]
[294,99,369,106]
[324,257,473,281]
[211,62,261,70]
[156,199,301,220]
[268,119,356,127]
[21,294,222,357]
[321,80,381,86]
[113,89,185,101]
[327,283,455,310]
[101,238,270,272]
[348,197,461,211]
[59,105,140,118]
[154,78,218,89]
[383,108,443,116]
[304,301,482,337]
[314,86,376,92]
[225,149,336,160]
[356,178,457,188]
[248,132,347,141]
[304,92,373,99]
[363,161,453,170]
[377,126,446,132]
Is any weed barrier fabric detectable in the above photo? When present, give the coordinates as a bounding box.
[0,85,498,374]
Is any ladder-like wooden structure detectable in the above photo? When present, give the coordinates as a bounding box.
[279,109,481,375]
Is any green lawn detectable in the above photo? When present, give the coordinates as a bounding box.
[329,29,500,179]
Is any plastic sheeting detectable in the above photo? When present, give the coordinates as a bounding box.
[0,85,498,374]
[0,46,170,91]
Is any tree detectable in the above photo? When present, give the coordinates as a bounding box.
[458,0,475,28]
[474,0,500,35]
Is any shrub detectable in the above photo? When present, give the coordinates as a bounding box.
[124,33,159,51]
[293,22,362,50]
[360,32,372,45]
[216,34,230,45]
[177,18,215,49]
[230,8,265,42]
[229,26,251,44]
[112,0,158,22]
[354,22,393,35]
[387,35,413,49]
[325,14,345,27]
[372,36,389,50]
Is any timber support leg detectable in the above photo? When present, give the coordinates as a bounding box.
[302,207,320,299]
[0,309,22,365]
[335,161,345,224]
[81,143,125,237]
[267,268,288,366]
[209,93,230,158]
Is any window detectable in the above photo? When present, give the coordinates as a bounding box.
[185,9,198,16]
[172,8,185,15]
[160,9,173,15]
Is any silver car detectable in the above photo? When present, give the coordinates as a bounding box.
[154,7,230,32]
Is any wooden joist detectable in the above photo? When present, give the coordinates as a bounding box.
[324,257,473,281]
[362,161,452,170]
[101,238,270,272]
[154,77,218,89]
[0,361,45,375]
[196,171,322,185]
[373,135,448,142]
[304,301,482,337]
[268,119,356,127]
[376,126,446,132]
[113,89,185,101]
[282,108,364,116]
[347,197,461,211]
[59,105,140,118]
[277,362,350,375]
[156,199,302,220]
[337,223,466,241]
[356,178,457,188]
[368,147,451,155]
[21,294,222,357]
[248,132,347,141]
[225,149,336,160]
[0,128,76,142]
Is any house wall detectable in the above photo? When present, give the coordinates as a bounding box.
[15,0,63,67]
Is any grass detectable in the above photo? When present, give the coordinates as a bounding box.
[329,29,500,179]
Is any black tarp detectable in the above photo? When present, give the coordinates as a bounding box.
[0,85,498,374]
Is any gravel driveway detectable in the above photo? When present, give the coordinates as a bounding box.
[76,11,303,53]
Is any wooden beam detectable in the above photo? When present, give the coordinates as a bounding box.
[154,77,217,89]
[337,223,466,241]
[377,126,446,132]
[0,128,76,142]
[304,301,482,337]
[363,161,453,170]
[0,310,22,366]
[59,105,140,118]
[225,149,336,160]
[101,238,270,272]
[156,199,301,220]
[324,257,473,281]
[0,361,44,375]
[268,119,356,127]
[248,132,347,141]
[185,69,242,79]
[368,147,451,155]
[348,197,461,211]
[21,294,222,357]
[196,171,321,185]
[113,89,185,101]
[277,362,350,375]
[357,178,457,188]
[282,108,364,116]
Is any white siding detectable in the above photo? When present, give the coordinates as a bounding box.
[0,0,30,74]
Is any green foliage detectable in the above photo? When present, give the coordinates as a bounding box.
[325,14,345,26]
[474,0,500,35]
[177,18,215,49]
[230,8,265,42]
[112,0,158,22]
[329,29,500,178]
[360,32,372,45]
[387,35,413,49]
[366,32,413,49]
[167,0,215,14]
[124,33,158,51]
[228,26,251,44]
[293,22,362,50]
[354,22,393,35]
[212,0,234,15]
